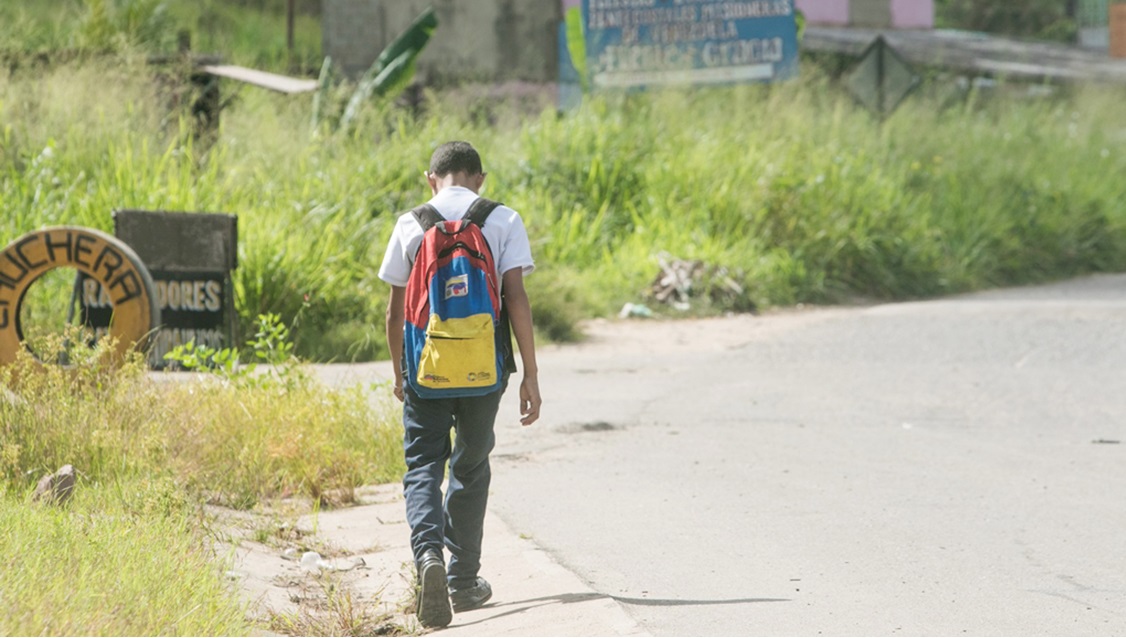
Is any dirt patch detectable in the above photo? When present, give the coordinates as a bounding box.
[210,485,420,636]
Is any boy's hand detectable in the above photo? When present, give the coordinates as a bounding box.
[393,382,404,403]
[519,374,541,426]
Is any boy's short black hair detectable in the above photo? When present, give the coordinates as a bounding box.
[428,141,483,177]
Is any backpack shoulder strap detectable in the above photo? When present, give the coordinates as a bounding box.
[464,197,503,228]
[411,203,444,232]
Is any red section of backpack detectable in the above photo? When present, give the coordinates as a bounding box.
[404,219,500,330]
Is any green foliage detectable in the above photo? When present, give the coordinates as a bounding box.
[3,60,1126,359]
[935,0,1078,42]
[338,7,438,133]
[526,269,585,343]
[564,7,589,90]
[168,0,323,70]
[0,0,321,71]
[78,0,173,51]
[165,312,303,388]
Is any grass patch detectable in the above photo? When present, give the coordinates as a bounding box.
[1,332,403,508]
[0,477,251,636]
[0,329,405,635]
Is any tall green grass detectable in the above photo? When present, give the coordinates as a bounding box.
[3,60,1125,360]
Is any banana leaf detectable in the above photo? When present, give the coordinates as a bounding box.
[373,6,438,77]
[340,7,438,132]
[564,6,587,90]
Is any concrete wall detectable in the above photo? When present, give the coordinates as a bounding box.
[323,0,562,83]
[849,0,892,28]
[322,0,384,79]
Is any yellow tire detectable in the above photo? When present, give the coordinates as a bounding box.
[0,226,160,367]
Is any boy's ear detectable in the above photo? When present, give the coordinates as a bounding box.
[426,171,439,194]
[475,172,487,191]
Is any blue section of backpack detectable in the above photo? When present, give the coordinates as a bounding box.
[404,254,505,399]
[429,256,494,320]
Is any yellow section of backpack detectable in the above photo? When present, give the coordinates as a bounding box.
[417,313,497,389]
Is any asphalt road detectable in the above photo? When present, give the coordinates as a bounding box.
[484,274,1126,636]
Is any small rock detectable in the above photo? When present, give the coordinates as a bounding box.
[33,465,76,506]
[34,474,54,499]
[281,547,300,561]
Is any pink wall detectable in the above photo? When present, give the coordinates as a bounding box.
[795,0,849,26]
[796,0,934,29]
[891,0,934,29]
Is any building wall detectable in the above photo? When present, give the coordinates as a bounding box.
[322,0,385,79]
[323,0,562,82]
[890,0,935,29]
[795,0,934,29]
[796,0,849,26]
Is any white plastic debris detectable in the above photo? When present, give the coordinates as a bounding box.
[619,303,653,319]
[300,551,323,569]
[298,551,367,572]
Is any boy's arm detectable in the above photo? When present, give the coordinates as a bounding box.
[385,285,406,402]
[502,268,541,426]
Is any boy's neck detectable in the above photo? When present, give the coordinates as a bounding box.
[428,171,485,195]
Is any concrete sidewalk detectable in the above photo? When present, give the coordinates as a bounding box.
[223,483,645,636]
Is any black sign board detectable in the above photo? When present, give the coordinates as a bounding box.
[77,210,238,369]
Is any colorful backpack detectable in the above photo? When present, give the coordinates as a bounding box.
[403,197,515,399]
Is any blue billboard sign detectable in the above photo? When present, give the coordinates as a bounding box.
[578,0,799,89]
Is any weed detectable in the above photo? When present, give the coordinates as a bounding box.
[267,575,409,637]
[164,311,305,388]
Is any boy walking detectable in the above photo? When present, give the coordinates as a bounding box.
[379,141,542,628]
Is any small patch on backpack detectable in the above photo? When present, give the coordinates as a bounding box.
[445,275,469,299]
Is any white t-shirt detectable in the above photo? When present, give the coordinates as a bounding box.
[378,186,535,289]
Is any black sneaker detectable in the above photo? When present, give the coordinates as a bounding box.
[450,577,493,613]
[416,550,452,628]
